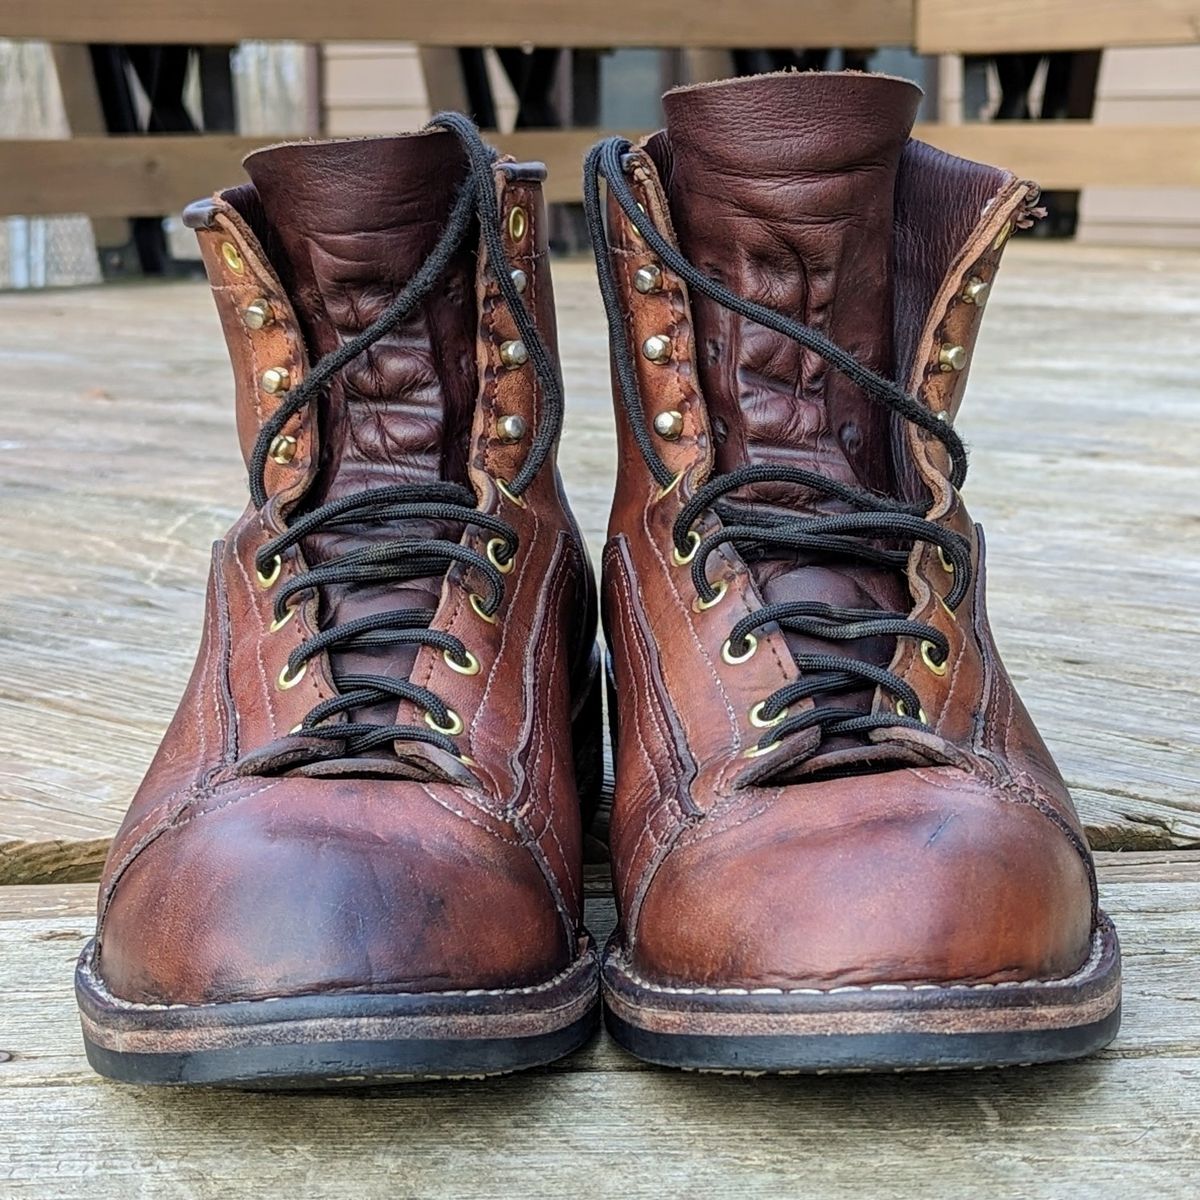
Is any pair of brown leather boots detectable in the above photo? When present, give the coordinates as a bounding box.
[75,72,1120,1086]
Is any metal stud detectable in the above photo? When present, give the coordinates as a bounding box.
[510,268,528,294]
[499,339,528,368]
[938,344,967,372]
[496,413,527,443]
[642,334,672,364]
[269,434,297,465]
[507,205,527,242]
[221,242,244,273]
[260,367,291,394]
[961,277,990,307]
[633,264,663,294]
[241,298,274,329]
[653,410,684,441]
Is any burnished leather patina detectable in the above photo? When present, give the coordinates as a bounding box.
[76,120,602,1085]
[587,72,1120,1071]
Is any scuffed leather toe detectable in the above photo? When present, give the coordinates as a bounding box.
[631,768,1095,992]
[96,777,571,1006]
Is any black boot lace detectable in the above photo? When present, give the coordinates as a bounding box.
[247,113,562,762]
[583,137,973,759]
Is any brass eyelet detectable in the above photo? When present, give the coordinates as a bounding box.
[895,699,928,724]
[256,555,282,589]
[693,579,728,613]
[495,478,527,508]
[469,593,498,624]
[444,647,481,676]
[654,471,683,501]
[425,707,464,736]
[269,605,297,632]
[276,661,306,690]
[721,633,758,665]
[507,205,527,242]
[749,701,788,729]
[456,752,477,767]
[486,538,515,574]
[743,740,782,759]
[671,530,700,566]
[937,545,956,575]
[920,640,949,676]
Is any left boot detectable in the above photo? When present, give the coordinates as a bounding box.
[74,117,602,1086]
[586,72,1121,1073]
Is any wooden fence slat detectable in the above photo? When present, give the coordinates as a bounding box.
[0,1,915,48]
[1,123,1199,219]
[916,0,1200,54]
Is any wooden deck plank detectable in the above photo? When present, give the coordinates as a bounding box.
[0,244,1198,884]
[0,861,1198,1196]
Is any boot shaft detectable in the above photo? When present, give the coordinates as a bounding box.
[174,130,595,784]
[593,72,1046,783]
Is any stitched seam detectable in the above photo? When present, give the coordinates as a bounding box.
[610,926,1109,996]
[80,940,597,1011]
[416,782,521,848]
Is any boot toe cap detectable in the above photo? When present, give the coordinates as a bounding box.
[632,769,1094,991]
[96,777,570,1005]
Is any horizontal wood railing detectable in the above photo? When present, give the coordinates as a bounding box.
[916,0,1200,53]
[0,1,915,47]
[1,123,1198,218]
[0,1,1197,217]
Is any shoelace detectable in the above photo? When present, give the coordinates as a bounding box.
[583,137,973,759]
[248,112,563,763]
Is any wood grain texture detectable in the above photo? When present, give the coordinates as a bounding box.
[0,245,1197,885]
[917,0,1200,53]
[4,124,1200,217]
[0,862,1198,1198]
[0,0,915,46]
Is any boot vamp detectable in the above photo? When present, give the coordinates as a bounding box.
[95,775,570,1006]
[632,767,1094,991]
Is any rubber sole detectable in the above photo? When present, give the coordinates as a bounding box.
[76,936,600,1087]
[602,915,1121,1074]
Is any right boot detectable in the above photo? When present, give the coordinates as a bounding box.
[75,116,603,1086]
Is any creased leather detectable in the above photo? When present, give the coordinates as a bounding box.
[244,133,479,728]
[659,72,922,731]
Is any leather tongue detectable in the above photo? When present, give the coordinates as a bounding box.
[662,72,922,756]
[243,132,481,739]
[244,132,477,496]
[662,71,920,492]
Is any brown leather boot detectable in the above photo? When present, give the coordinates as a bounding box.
[75,116,602,1085]
[586,72,1120,1072]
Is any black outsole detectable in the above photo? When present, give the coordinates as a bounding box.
[81,1006,600,1088]
[603,1004,1121,1074]
[77,936,601,1088]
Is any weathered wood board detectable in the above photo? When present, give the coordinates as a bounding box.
[0,245,1198,884]
[1,856,1198,1198]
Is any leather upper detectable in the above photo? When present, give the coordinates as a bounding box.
[601,72,1097,991]
[94,133,598,1006]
